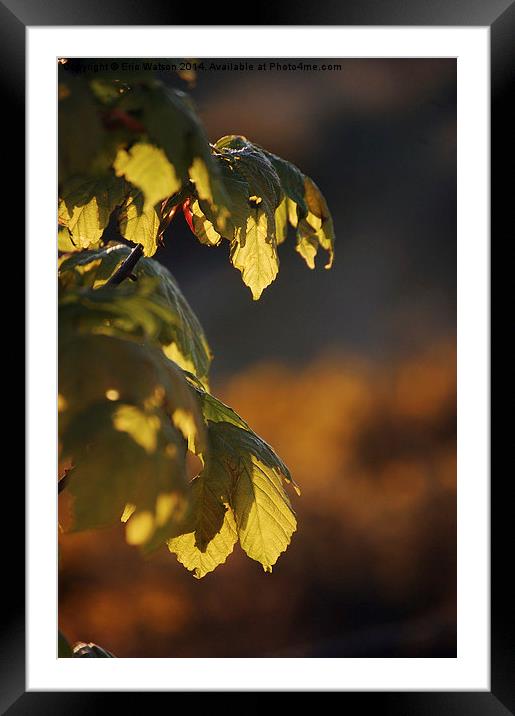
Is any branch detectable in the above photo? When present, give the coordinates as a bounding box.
[58,470,73,494]
[105,243,144,286]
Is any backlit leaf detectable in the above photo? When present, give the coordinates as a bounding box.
[167,464,237,579]
[207,420,296,572]
[58,174,126,250]
[118,190,161,256]
[230,209,278,300]
[114,142,181,210]
[187,135,334,298]
[59,245,212,385]
[61,401,188,533]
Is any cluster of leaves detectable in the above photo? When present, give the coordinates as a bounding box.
[58,62,334,299]
[59,246,298,577]
[58,61,334,579]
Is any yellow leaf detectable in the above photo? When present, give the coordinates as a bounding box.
[230,210,278,300]
[114,143,181,210]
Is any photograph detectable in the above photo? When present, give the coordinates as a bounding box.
[57,56,457,659]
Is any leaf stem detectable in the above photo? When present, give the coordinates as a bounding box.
[105,243,144,286]
[58,470,72,494]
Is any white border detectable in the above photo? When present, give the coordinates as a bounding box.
[27,27,489,691]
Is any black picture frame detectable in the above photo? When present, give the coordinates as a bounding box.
[8,0,504,710]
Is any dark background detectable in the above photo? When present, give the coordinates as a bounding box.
[59,58,457,658]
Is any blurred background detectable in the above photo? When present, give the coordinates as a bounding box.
[59,58,457,657]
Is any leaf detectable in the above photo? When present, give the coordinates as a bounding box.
[122,83,227,215]
[58,174,126,250]
[191,379,299,493]
[59,245,212,385]
[207,421,296,572]
[61,401,188,533]
[167,466,237,579]
[58,226,77,253]
[58,244,131,288]
[166,384,299,576]
[274,198,289,246]
[296,176,335,269]
[230,208,278,300]
[187,135,334,298]
[191,385,251,431]
[113,142,181,210]
[58,329,206,451]
[135,258,213,386]
[189,200,222,246]
[261,147,335,269]
[118,190,161,256]
[59,279,178,350]
[58,75,105,184]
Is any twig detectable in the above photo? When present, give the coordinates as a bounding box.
[58,470,73,495]
[105,243,144,286]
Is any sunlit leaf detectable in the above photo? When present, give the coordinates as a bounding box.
[230,209,278,300]
[167,386,299,576]
[208,420,296,572]
[274,198,289,246]
[121,83,227,215]
[58,174,126,250]
[118,190,161,256]
[59,245,212,385]
[187,135,334,298]
[167,465,237,579]
[114,142,181,210]
[61,401,188,532]
[59,327,206,451]
[262,148,335,269]
[189,200,222,246]
[58,226,77,253]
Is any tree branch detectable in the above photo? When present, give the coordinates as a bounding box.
[58,470,73,494]
[105,243,144,286]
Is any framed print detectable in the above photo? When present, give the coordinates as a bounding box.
[6,0,506,709]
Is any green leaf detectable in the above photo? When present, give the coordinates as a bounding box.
[59,246,212,385]
[58,76,105,184]
[58,226,77,253]
[121,83,227,214]
[191,375,299,493]
[262,147,335,269]
[61,401,188,534]
[215,135,282,236]
[169,386,299,575]
[59,281,211,545]
[59,279,178,349]
[274,198,289,246]
[187,135,334,298]
[113,142,181,210]
[135,258,213,386]
[58,244,129,288]
[118,190,161,256]
[167,465,237,579]
[189,200,222,246]
[230,208,279,300]
[208,421,296,572]
[58,174,126,250]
